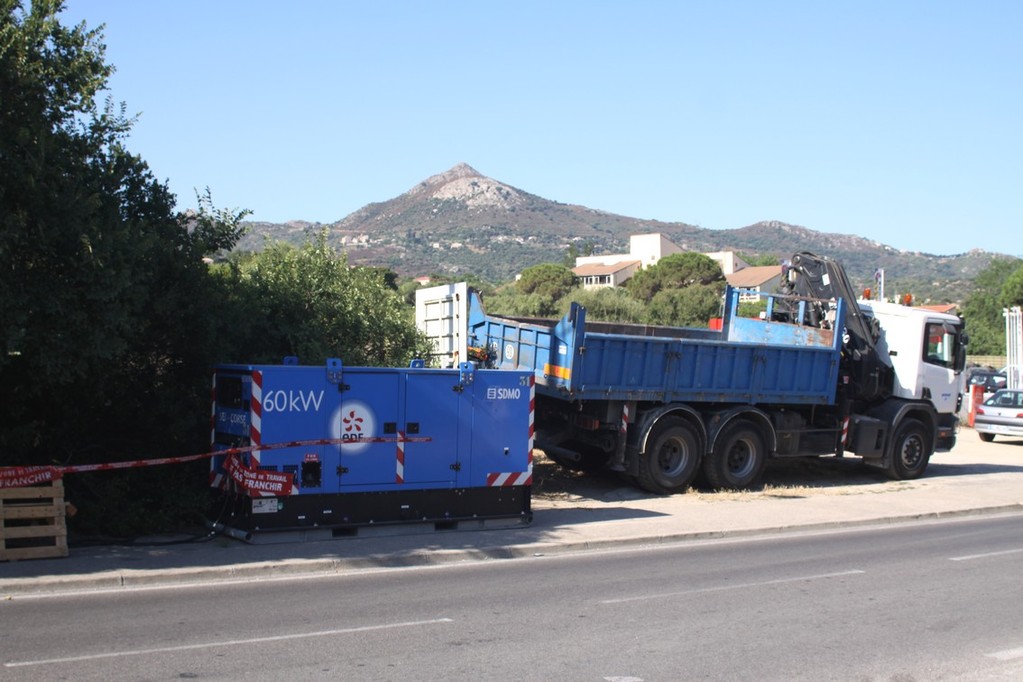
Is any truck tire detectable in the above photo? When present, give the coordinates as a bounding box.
[635,417,700,494]
[886,418,931,479]
[703,420,767,491]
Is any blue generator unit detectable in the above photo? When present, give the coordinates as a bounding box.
[209,358,534,539]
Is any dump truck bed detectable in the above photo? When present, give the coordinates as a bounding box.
[468,287,845,406]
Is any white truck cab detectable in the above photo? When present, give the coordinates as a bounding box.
[860,299,966,416]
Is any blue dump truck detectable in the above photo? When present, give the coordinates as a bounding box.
[417,253,968,493]
[209,359,534,539]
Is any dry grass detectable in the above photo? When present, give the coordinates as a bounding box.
[531,450,920,504]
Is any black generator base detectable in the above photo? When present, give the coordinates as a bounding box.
[210,486,532,542]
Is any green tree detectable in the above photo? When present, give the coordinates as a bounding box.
[214,234,433,367]
[485,291,562,318]
[1,1,245,461]
[1000,263,1023,308]
[740,252,783,267]
[562,243,580,268]
[560,287,646,323]
[562,241,594,267]
[0,1,250,535]
[516,263,578,299]
[503,263,578,316]
[627,252,724,301]
[645,284,724,327]
[959,257,1021,356]
[737,299,769,319]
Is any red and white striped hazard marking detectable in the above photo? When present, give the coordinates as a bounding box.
[486,469,532,487]
[250,370,263,467]
[396,431,406,484]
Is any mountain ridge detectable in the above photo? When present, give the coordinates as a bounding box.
[236,163,1014,303]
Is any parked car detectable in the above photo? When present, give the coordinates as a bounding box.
[974,389,1023,442]
[967,370,1008,394]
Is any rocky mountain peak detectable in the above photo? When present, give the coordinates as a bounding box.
[404,162,525,210]
[407,163,481,194]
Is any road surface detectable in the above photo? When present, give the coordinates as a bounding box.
[5,512,1023,680]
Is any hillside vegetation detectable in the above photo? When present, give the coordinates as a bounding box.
[237,163,1012,304]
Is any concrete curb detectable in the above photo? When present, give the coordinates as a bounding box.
[5,503,1021,598]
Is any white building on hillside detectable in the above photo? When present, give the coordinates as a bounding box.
[705,251,751,275]
[572,233,683,290]
[571,233,762,290]
[573,260,642,289]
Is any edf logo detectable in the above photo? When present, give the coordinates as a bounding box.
[341,409,364,440]
[331,401,376,453]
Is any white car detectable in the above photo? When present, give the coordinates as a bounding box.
[974,389,1023,442]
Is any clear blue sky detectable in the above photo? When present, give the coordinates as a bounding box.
[61,1,1021,256]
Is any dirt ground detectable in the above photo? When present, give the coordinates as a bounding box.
[530,449,924,505]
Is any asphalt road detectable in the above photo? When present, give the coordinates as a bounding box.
[5,512,1023,681]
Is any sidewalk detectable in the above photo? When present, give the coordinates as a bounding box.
[3,428,1022,597]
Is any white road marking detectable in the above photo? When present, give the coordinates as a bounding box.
[599,569,865,604]
[949,547,1023,562]
[4,618,453,668]
[986,646,1023,661]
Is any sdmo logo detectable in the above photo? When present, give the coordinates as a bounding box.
[486,387,522,400]
[330,401,377,454]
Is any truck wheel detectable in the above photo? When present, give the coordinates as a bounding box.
[886,418,931,479]
[635,417,700,494]
[703,420,767,491]
[978,433,995,443]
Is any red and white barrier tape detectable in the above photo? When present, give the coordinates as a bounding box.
[0,435,431,490]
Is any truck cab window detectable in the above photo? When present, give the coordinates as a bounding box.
[923,322,956,368]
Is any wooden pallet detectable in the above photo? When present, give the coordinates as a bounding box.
[1,480,69,561]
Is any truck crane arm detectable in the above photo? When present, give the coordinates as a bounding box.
[780,251,893,403]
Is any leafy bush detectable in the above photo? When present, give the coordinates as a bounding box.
[645,284,725,327]
[213,234,432,367]
[559,287,646,323]
[627,252,724,301]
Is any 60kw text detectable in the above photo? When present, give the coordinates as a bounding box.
[262,390,325,412]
